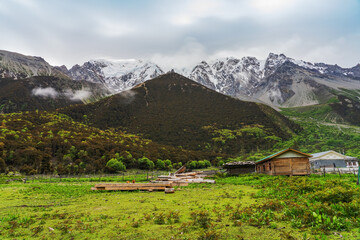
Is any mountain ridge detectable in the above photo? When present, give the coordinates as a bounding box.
[1,49,359,109]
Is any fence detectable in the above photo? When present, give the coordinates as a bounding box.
[312,166,359,177]
[12,170,171,184]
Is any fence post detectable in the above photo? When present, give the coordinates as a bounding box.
[323,167,326,177]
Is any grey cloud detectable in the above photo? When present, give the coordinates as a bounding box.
[0,0,359,69]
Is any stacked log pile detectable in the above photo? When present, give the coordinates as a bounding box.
[91,166,215,193]
[155,169,216,184]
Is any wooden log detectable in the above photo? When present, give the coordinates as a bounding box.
[95,183,173,188]
[175,166,186,174]
[165,188,175,194]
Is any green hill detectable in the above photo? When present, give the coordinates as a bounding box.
[0,111,221,174]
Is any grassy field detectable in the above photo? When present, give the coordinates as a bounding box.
[0,174,360,239]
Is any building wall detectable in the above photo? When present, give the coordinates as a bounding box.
[256,157,310,175]
[311,159,358,169]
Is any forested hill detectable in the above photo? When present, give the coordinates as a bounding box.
[0,111,222,175]
[60,72,300,155]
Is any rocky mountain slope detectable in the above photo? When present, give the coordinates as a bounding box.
[187,53,360,107]
[66,59,164,92]
[0,50,69,79]
[1,49,359,110]
[64,53,360,108]
[60,72,300,155]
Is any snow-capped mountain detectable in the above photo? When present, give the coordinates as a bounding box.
[186,53,360,107]
[67,59,164,92]
[1,49,359,108]
[0,50,69,79]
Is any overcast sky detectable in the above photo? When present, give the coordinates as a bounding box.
[0,0,359,70]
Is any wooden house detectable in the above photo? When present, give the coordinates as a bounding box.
[255,148,312,176]
[223,161,255,175]
[310,150,358,169]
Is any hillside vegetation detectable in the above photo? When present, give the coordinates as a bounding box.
[0,111,221,175]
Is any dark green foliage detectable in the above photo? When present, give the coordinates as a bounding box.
[60,73,299,155]
[0,157,6,173]
[223,175,360,232]
[271,118,360,159]
[188,161,198,169]
[137,157,154,170]
[0,111,222,174]
[105,158,126,172]
[164,159,172,170]
[156,159,166,170]
[190,210,212,229]
[187,160,212,169]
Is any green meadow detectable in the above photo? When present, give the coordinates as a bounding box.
[0,174,360,240]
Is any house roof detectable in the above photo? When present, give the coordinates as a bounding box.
[311,151,333,158]
[223,161,255,169]
[310,150,358,160]
[256,148,312,164]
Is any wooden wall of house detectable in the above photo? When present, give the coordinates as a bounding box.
[256,157,310,176]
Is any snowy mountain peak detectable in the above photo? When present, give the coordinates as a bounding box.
[68,59,164,92]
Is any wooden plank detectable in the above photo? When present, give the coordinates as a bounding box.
[165,188,175,194]
[95,183,172,188]
[175,166,186,174]
[103,186,166,191]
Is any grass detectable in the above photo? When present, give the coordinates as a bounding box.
[0,174,360,239]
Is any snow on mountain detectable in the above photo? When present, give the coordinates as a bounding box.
[68,59,164,92]
[65,52,359,107]
[2,49,358,108]
[0,50,69,79]
[186,53,360,107]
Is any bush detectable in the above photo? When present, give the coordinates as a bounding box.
[188,161,197,169]
[156,159,166,170]
[190,210,212,229]
[203,160,211,168]
[106,158,126,172]
[197,161,206,169]
[164,159,172,170]
[138,157,154,170]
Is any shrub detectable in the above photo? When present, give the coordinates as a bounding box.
[190,210,211,229]
[164,159,172,170]
[138,157,154,170]
[154,212,166,225]
[156,159,166,170]
[106,158,126,172]
[309,186,358,203]
[203,160,211,168]
[188,161,197,169]
[197,161,206,169]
